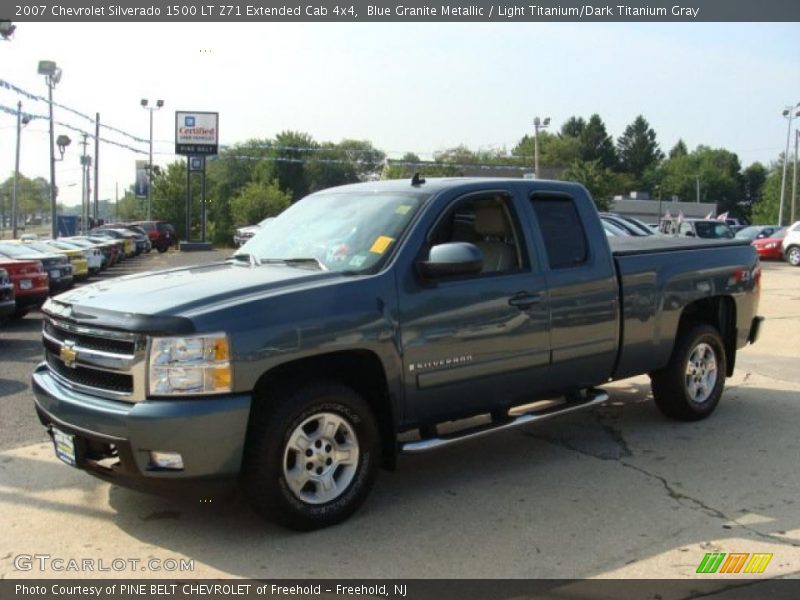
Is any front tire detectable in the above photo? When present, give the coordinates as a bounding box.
[786,245,800,267]
[242,382,379,530]
[650,323,727,421]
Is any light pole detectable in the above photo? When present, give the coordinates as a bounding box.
[141,99,164,221]
[533,116,550,179]
[779,102,800,226]
[12,102,32,239]
[38,60,72,238]
[792,128,799,224]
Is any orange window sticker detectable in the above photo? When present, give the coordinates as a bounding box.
[369,235,395,254]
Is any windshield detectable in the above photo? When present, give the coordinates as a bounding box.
[735,226,763,240]
[237,191,428,273]
[0,243,43,258]
[694,221,734,239]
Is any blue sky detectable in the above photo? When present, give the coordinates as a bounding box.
[1,22,798,206]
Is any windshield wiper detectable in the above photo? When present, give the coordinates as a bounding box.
[260,257,328,271]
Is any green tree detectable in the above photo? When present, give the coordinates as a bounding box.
[617,115,664,181]
[750,161,783,224]
[742,162,768,205]
[579,114,617,170]
[560,160,620,211]
[669,139,688,159]
[230,180,291,226]
[560,116,586,138]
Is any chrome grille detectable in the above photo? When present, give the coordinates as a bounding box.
[41,316,147,402]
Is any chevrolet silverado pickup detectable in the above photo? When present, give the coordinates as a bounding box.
[32,177,763,530]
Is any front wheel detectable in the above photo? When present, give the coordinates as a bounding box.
[786,245,800,267]
[650,323,727,421]
[242,382,379,530]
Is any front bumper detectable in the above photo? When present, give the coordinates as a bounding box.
[32,363,251,496]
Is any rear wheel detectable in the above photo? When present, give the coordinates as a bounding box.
[786,245,800,267]
[650,323,726,421]
[242,382,379,530]
[157,245,168,253]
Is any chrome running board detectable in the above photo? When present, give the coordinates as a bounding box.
[399,388,609,454]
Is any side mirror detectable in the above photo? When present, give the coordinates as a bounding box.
[418,242,483,279]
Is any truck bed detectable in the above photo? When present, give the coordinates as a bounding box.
[609,236,750,256]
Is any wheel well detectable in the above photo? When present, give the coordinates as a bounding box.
[251,351,397,469]
[679,296,737,376]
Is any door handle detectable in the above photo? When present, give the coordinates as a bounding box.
[508,292,541,309]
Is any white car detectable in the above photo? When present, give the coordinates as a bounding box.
[47,239,104,274]
[234,217,275,247]
[782,221,800,266]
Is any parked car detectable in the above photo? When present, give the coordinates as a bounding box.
[600,217,629,237]
[95,227,149,255]
[751,228,786,260]
[673,219,735,239]
[0,268,15,321]
[735,225,783,242]
[0,257,48,318]
[235,217,275,247]
[89,229,136,258]
[782,221,800,266]
[132,220,177,253]
[32,177,763,530]
[48,239,103,274]
[0,242,74,294]
[599,213,654,236]
[63,237,112,270]
[19,240,90,281]
[87,235,125,265]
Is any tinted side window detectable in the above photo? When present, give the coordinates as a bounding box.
[531,197,588,269]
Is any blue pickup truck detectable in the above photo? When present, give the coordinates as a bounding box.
[33,177,763,530]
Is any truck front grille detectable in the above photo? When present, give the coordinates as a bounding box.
[41,316,146,402]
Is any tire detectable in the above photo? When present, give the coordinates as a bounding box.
[157,245,168,253]
[242,381,380,531]
[650,323,727,421]
[786,245,800,267]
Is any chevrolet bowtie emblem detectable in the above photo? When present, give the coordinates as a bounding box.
[59,341,78,368]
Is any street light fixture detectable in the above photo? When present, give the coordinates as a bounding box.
[39,60,67,238]
[0,20,15,40]
[779,102,800,226]
[141,98,164,220]
[533,116,551,179]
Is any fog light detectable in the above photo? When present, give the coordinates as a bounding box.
[149,451,184,470]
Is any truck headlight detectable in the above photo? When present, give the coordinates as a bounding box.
[148,333,232,396]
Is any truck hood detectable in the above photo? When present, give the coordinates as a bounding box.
[45,261,349,333]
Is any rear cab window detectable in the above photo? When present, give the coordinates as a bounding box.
[530,196,588,269]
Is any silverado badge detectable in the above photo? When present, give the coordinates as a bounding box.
[59,341,78,368]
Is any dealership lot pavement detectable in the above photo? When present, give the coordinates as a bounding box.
[1,252,798,579]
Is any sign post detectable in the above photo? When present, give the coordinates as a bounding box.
[174,111,218,250]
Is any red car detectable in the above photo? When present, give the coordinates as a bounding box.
[752,228,786,260]
[0,258,49,318]
[0,268,15,321]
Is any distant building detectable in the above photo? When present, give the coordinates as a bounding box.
[611,192,717,224]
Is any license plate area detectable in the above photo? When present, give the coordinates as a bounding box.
[20,279,32,290]
[52,427,77,466]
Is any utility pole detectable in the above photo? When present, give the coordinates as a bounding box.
[696,176,700,203]
[115,181,119,220]
[94,113,100,224]
[12,101,28,239]
[792,128,799,225]
[79,133,89,234]
[779,103,800,226]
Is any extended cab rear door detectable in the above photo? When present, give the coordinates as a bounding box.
[523,190,619,391]
[398,186,551,424]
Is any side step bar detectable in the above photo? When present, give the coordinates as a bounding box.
[400,388,609,454]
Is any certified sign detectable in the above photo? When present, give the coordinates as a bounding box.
[175,111,218,156]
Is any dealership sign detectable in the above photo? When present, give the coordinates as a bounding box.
[175,111,218,156]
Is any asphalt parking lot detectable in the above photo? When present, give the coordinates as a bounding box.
[1,252,798,579]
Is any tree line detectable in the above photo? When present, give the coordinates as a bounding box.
[3,114,790,243]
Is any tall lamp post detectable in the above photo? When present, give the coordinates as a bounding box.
[792,128,799,225]
[12,102,32,239]
[533,116,550,179]
[779,102,800,226]
[140,99,164,221]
